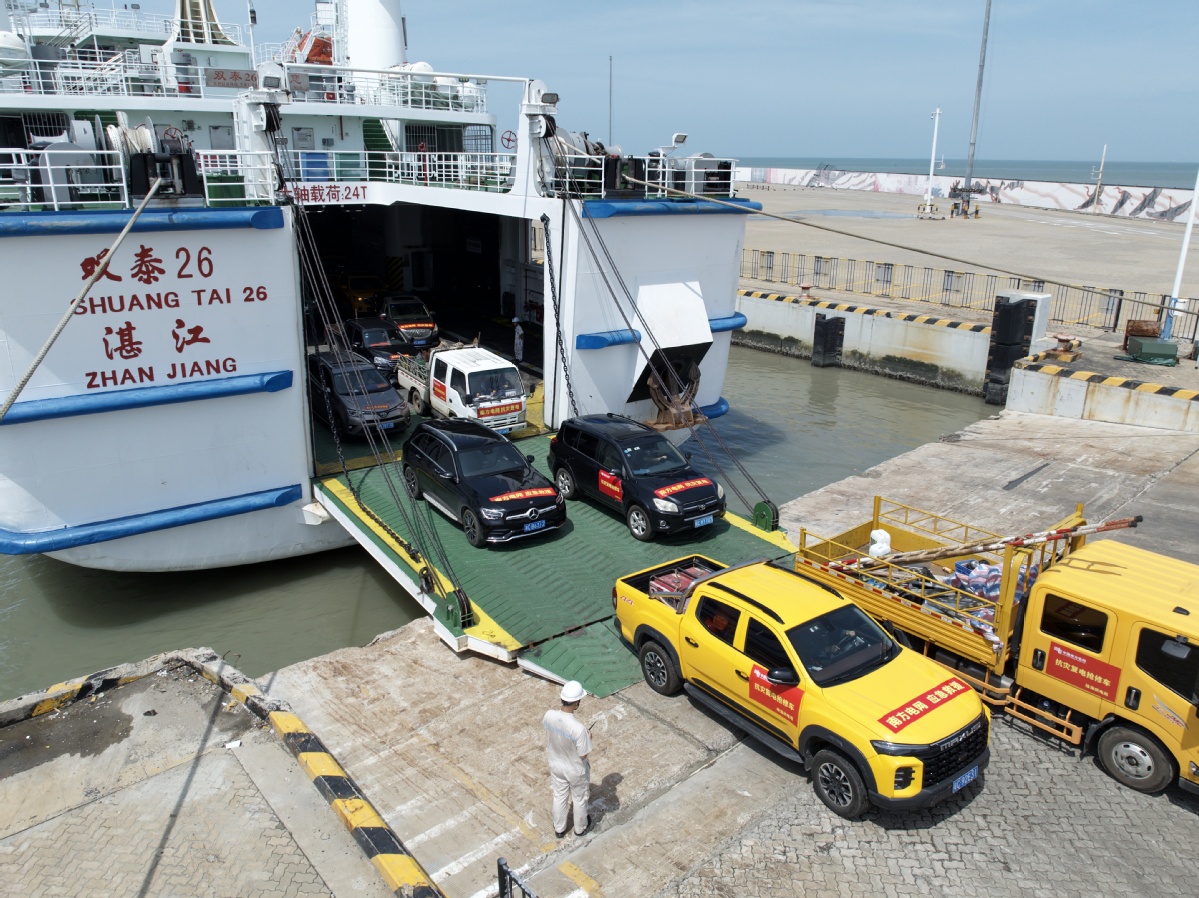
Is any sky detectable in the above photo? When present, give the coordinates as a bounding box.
[134,1,1198,164]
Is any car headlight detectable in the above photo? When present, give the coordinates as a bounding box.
[652,497,680,513]
[870,740,925,757]
[717,483,725,500]
[480,507,504,521]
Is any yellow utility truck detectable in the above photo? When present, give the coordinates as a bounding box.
[794,497,1199,797]
[613,555,991,818]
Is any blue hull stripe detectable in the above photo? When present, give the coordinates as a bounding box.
[583,198,761,219]
[0,206,285,238]
[700,396,729,419]
[708,312,748,332]
[1,370,294,424]
[0,485,305,554]
[576,328,641,349]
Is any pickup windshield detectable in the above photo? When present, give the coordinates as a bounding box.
[468,369,523,403]
[787,605,896,687]
[458,442,528,478]
[621,436,688,476]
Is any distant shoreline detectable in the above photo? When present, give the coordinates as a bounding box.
[735,157,1197,191]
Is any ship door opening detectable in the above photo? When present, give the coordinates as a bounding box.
[300,203,541,367]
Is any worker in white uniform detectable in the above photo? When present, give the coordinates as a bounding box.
[543,680,592,838]
[512,316,524,363]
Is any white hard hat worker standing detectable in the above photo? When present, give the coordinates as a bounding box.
[543,680,591,838]
[512,316,525,363]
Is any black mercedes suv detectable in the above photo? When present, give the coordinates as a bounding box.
[547,414,725,541]
[401,419,566,547]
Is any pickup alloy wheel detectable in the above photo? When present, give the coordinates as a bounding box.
[1096,725,1175,793]
[811,749,868,819]
[639,640,681,695]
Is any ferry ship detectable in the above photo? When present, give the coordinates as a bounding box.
[0,1,757,571]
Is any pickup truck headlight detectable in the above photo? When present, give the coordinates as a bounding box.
[870,739,928,756]
[480,506,504,521]
[652,497,680,513]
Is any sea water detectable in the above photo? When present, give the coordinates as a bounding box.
[0,347,989,701]
[738,157,1198,190]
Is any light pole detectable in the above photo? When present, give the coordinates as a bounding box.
[921,108,941,217]
[247,1,257,69]
[1162,165,1199,342]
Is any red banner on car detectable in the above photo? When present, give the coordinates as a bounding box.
[878,677,972,733]
[397,322,434,330]
[1046,641,1120,701]
[598,470,622,501]
[654,477,713,499]
[433,380,446,402]
[748,665,803,725]
[489,487,555,502]
[478,401,522,418]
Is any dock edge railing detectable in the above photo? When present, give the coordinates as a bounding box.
[741,248,1199,341]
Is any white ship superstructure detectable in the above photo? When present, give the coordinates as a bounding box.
[0,0,757,571]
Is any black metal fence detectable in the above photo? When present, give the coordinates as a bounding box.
[498,857,538,898]
[741,249,1199,342]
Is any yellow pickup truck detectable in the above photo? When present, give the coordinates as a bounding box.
[614,555,991,818]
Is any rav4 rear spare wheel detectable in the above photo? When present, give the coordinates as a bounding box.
[811,749,868,819]
[639,640,681,695]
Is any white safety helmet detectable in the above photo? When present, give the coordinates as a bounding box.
[512,316,521,324]
[560,680,585,703]
[868,529,892,557]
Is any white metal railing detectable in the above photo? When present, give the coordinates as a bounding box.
[194,149,277,205]
[3,58,252,98]
[279,149,516,194]
[0,147,128,211]
[0,147,278,211]
[546,153,739,199]
[280,63,487,112]
[9,7,242,43]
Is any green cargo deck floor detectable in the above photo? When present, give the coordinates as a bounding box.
[315,434,793,696]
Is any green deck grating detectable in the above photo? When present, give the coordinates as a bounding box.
[317,434,788,697]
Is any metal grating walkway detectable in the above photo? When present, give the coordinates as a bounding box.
[314,434,794,696]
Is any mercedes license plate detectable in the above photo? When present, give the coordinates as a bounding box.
[523,519,547,533]
[694,514,714,528]
[952,766,978,793]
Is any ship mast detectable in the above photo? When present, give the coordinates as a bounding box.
[963,0,992,191]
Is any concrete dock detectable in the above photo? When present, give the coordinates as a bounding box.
[5,190,1199,897]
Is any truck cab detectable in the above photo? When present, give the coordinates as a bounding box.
[1016,541,1199,795]
[615,556,990,818]
[396,346,527,433]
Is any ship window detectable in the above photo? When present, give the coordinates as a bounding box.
[1039,594,1108,653]
[744,618,791,672]
[464,125,491,153]
[1136,629,1199,702]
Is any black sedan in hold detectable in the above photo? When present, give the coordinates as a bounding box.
[401,419,566,547]
[547,414,725,541]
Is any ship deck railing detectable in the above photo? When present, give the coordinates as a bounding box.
[0,147,278,212]
[0,145,738,213]
[10,8,243,44]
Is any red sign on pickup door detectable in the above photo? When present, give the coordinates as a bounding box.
[748,664,803,724]
[1046,641,1120,701]
[477,401,522,419]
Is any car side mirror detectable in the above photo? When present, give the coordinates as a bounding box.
[526,454,535,464]
[685,452,693,461]
[438,469,455,481]
[766,668,799,687]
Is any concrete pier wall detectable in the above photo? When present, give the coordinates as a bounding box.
[735,292,989,392]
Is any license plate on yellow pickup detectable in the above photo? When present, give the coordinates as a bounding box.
[952,766,978,793]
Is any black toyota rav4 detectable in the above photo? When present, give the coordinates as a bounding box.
[547,414,725,541]
[402,419,566,547]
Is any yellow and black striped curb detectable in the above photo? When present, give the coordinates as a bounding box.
[0,648,443,898]
[737,288,990,331]
[1015,356,1199,400]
